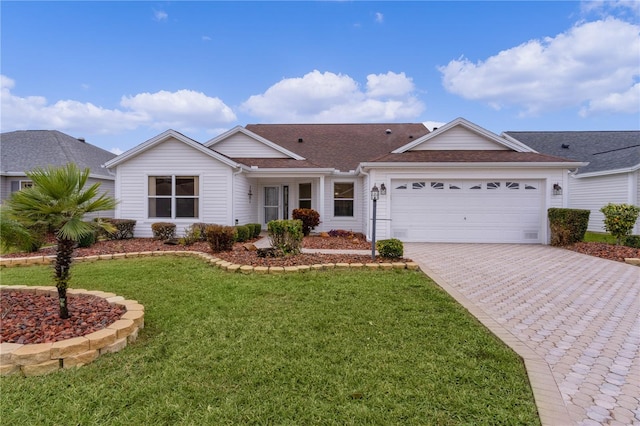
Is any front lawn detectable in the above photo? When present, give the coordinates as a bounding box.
[1,257,539,425]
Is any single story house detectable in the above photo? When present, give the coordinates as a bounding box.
[0,130,117,217]
[504,131,640,235]
[105,118,583,244]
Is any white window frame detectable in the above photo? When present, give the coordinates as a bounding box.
[298,182,312,209]
[333,181,355,217]
[148,175,200,219]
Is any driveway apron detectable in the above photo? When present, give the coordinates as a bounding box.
[404,243,640,426]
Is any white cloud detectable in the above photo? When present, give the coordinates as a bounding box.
[120,89,236,129]
[439,18,640,117]
[110,147,124,155]
[153,10,168,22]
[375,12,384,23]
[0,76,237,135]
[240,70,424,122]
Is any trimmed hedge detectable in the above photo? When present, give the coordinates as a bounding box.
[98,218,136,240]
[235,225,251,242]
[205,224,236,252]
[548,208,590,246]
[151,222,176,241]
[376,238,404,258]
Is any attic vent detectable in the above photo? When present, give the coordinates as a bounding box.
[385,129,392,134]
[561,144,570,149]
[409,135,413,139]
[298,138,303,143]
[77,137,86,143]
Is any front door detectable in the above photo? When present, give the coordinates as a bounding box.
[264,186,279,224]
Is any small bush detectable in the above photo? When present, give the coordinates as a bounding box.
[292,208,320,236]
[98,218,136,240]
[77,228,97,248]
[624,235,640,248]
[248,223,262,238]
[600,203,640,245]
[151,222,176,241]
[548,208,590,246]
[180,224,203,246]
[190,223,209,242]
[268,219,303,255]
[205,224,237,252]
[376,238,404,259]
[235,225,251,242]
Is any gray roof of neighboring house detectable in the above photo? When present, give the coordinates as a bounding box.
[0,130,116,179]
[504,131,640,175]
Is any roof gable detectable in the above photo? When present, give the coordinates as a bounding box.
[504,131,640,175]
[205,126,304,160]
[393,118,534,153]
[104,129,238,169]
[0,130,116,179]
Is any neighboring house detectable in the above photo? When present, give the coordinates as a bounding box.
[0,130,117,217]
[504,131,640,235]
[105,118,583,244]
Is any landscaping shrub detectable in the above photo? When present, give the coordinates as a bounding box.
[248,223,262,238]
[548,208,590,246]
[625,235,640,248]
[235,225,251,242]
[600,203,640,245]
[98,218,136,240]
[77,228,97,248]
[268,219,303,255]
[376,238,404,258]
[292,208,320,236]
[151,222,176,241]
[205,224,237,252]
[190,222,209,241]
[180,224,204,246]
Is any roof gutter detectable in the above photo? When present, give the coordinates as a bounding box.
[359,161,587,169]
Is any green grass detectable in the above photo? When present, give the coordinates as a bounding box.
[583,231,617,244]
[1,258,539,425]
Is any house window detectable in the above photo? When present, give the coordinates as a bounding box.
[299,183,312,209]
[148,176,199,218]
[334,182,354,217]
[10,180,33,193]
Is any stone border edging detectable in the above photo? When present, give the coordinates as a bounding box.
[0,251,420,272]
[0,286,144,377]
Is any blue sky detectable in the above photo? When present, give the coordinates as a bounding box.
[2,1,639,154]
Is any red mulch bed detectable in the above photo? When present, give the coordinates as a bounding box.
[1,291,125,344]
[3,237,637,346]
[565,242,640,263]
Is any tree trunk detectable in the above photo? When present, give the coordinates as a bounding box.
[55,237,75,319]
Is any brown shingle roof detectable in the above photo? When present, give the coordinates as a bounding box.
[245,123,430,171]
[371,150,577,163]
[230,158,324,169]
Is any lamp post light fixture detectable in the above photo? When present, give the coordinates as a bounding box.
[371,184,379,260]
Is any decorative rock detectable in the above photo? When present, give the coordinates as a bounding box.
[243,243,257,251]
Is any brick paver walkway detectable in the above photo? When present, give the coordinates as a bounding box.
[404,243,640,426]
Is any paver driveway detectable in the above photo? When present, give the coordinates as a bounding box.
[404,243,639,426]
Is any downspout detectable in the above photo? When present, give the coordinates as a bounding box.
[358,166,372,240]
[233,167,244,226]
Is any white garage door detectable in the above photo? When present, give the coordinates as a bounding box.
[391,179,543,243]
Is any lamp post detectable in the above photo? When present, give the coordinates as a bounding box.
[371,184,379,260]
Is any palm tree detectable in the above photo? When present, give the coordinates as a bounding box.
[6,164,117,319]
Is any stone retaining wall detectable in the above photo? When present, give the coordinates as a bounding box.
[0,286,144,377]
[0,250,421,272]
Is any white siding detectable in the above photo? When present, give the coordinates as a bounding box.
[569,172,637,233]
[212,133,288,158]
[319,176,366,234]
[412,127,509,151]
[232,173,258,226]
[113,138,234,237]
